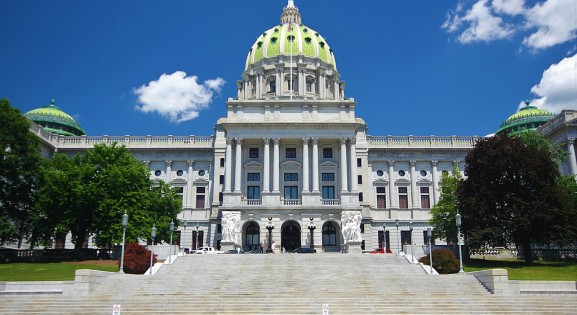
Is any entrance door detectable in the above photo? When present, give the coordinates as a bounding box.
[281,222,301,251]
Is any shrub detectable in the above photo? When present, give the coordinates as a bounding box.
[120,243,157,274]
[418,249,460,274]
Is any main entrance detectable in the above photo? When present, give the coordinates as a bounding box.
[281,221,301,251]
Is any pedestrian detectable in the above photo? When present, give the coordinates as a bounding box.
[272,240,276,253]
[259,242,263,253]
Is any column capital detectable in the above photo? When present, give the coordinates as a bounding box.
[311,138,319,145]
[166,161,172,166]
[388,160,395,167]
[568,138,576,143]
[340,138,348,145]
[187,161,195,167]
[410,160,416,167]
[302,137,310,145]
[431,160,438,166]
[453,160,460,168]
[349,137,356,145]
[263,138,270,145]
[143,161,150,166]
[234,137,243,144]
[226,138,234,145]
[273,138,280,145]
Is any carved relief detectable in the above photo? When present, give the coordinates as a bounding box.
[341,211,362,243]
[221,211,241,243]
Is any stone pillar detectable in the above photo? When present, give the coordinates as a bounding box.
[273,138,280,193]
[263,138,270,193]
[349,138,357,191]
[312,138,320,192]
[340,138,349,192]
[302,138,310,193]
[334,80,339,100]
[243,80,247,100]
[568,139,577,176]
[431,161,439,205]
[410,161,419,210]
[166,161,172,183]
[225,138,233,192]
[276,70,281,97]
[187,161,194,207]
[388,161,397,208]
[234,138,243,193]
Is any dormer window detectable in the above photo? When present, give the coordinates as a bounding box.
[304,37,312,44]
[257,41,263,48]
[271,37,278,44]
[319,42,325,48]
[287,35,295,42]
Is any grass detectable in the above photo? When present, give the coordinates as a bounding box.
[0,261,118,281]
[464,258,577,281]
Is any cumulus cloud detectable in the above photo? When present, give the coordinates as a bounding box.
[529,53,577,113]
[443,0,577,50]
[134,71,225,123]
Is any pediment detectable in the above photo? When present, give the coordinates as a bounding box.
[194,178,210,185]
[395,178,411,185]
[417,179,432,185]
[170,178,187,186]
[320,161,338,168]
[373,178,389,185]
[280,160,302,168]
[244,161,263,168]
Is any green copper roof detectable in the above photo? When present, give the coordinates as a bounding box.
[496,102,555,136]
[24,99,86,136]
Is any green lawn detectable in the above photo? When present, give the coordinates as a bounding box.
[464,259,577,281]
[0,262,118,281]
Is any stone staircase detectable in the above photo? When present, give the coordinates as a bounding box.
[1,254,577,314]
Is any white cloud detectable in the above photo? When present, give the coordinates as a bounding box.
[443,0,577,50]
[530,53,577,113]
[134,71,225,123]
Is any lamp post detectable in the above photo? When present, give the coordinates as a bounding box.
[427,227,433,275]
[308,218,316,249]
[119,212,128,273]
[409,221,414,263]
[195,223,199,251]
[149,226,156,275]
[382,222,387,252]
[183,220,188,253]
[395,219,400,255]
[266,218,274,253]
[456,213,464,273]
[168,220,174,263]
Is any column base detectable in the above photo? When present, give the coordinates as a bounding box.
[220,241,239,252]
[346,241,363,254]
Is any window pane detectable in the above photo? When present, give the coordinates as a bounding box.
[377,195,386,208]
[321,173,335,181]
[197,187,206,193]
[323,148,333,158]
[249,148,259,158]
[420,187,429,193]
[322,186,335,199]
[284,186,298,199]
[398,187,407,194]
[399,195,408,209]
[284,173,298,181]
[376,187,386,194]
[196,195,205,208]
[247,173,260,181]
[421,195,430,208]
[247,186,261,199]
[286,148,296,158]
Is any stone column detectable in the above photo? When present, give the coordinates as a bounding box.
[243,80,247,100]
[410,161,418,209]
[302,138,310,193]
[165,161,172,183]
[340,138,349,192]
[234,138,243,193]
[312,138,320,192]
[349,138,357,191]
[388,161,397,208]
[431,161,439,205]
[273,138,280,193]
[276,70,281,97]
[187,161,194,207]
[225,138,233,192]
[568,139,577,176]
[263,138,270,193]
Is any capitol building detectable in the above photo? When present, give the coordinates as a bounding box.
[23,1,577,254]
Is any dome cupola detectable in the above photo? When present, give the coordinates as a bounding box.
[496,101,555,136]
[24,99,86,136]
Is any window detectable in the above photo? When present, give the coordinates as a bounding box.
[323,148,333,158]
[306,81,312,92]
[192,230,204,250]
[220,158,225,167]
[424,231,435,245]
[401,230,412,246]
[249,148,259,158]
[398,187,408,209]
[175,187,184,204]
[321,173,334,181]
[154,170,161,176]
[245,222,260,251]
[284,186,298,200]
[284,173,298,181]
[196,187,206,209]
[322,186,335,199]
[322,223,337,246]
[359,192,363,202]
[247,186,261,200]
[198,170,205,176]
[247,173,260,181]
[269,81,276,93]
[286,148,296,158]
[376,187,386,209]
[420,187,430,208]
[420,170,427,176]
[218,192,223,205]
[357,158,362,167]
[357,175,362,185]
[288,79,295,91]
[360,224,364,233]
[376,170,384,177]
[176,170,183,177]
[398,170,406,177]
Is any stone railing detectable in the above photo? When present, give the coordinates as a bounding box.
[321,199,341,206]
[242,199,262,206]
[38,133,214,149]
[282,199,301,206]
[368,135,480,148]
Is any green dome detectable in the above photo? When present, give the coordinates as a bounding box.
[24,99,86,136]
[496,101,555,136]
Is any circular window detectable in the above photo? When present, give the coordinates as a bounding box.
[177,170,183,177]
[420,170,427,176]
[154,170,161,176]
[376,170,384,177]
[198,170,206,176]
[398,170,406,177]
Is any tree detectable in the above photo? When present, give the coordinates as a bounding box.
[430,165,462,244]
[458,135,565,264]
[517,130,567,167]
[0,99,41,246]
[35,143,181,250]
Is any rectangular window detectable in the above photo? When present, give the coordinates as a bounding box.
[217,224,222,234]
[285,148,296,158]
[424,231,435,245]
[284,173,298,181]
[420,187,430,209]
[219,175,224,184]
[401,230,412,246]
[196,187,206,194]
[360,224,364,233]
[247,186,261,200]
[359,192,363,202]
[249,148,259,159]
[357,158,362,167]
[306,81,312,92]
[220,158,225,167]
[321,173,335,181]
[218,192,223,205]
[376,187,386,209]
[323,148,333,158]
[196,186,206,208]
[247,173,260,181]
[398,187,408,209]
[270,81,276,93]
[357,175,363,185]
[322,186,335,199]
[192,230,204,250]
[284,186,298,199]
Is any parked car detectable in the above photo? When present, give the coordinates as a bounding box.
[293,247,317,253]
[224,249,245,254]
[194,247,223,254]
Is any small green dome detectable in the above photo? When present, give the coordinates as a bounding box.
[496,101,555,136]
[25,99,86,136]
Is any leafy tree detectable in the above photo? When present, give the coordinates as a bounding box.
[458,135,566,264]
[35,143,181,249]
[430,165,462,244]
[517,130,567,167]
[0,99,41,246]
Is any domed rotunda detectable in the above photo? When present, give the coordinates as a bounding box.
[496,101,555,136]
[24,99,85,136]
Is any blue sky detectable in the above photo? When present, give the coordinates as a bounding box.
[1,0,576,137]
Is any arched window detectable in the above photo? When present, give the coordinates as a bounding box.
[245,222,260,250]
[322,223,337,246]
